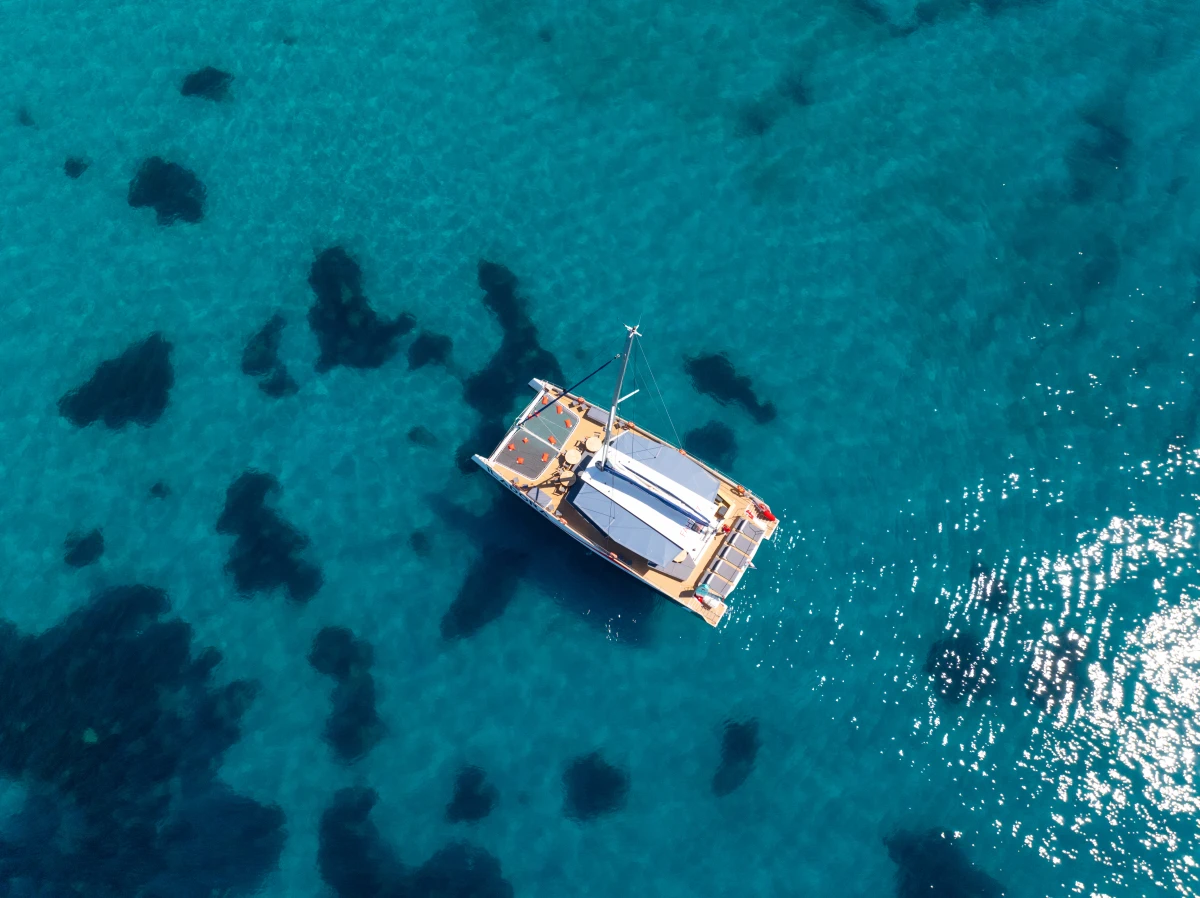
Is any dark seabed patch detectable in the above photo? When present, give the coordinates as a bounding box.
[63,156,88,179]
[0,585,284,896]
[1025,628,1087,713]
[242,314,286,376]
[414,843,513,898]
[842,0,923,34]
[309,627,384,763]
[307,247,416,372]
[1066,110,1130,204]
[446,765,498,823]
[914,1,941,25]
[736,98,777,137]
[712,719,759,796]
[215,471,323,602]
[181,66,233,101]
[440,545,530,641]
[884,829,1007,898]
[458,260,563,471]
[150,480,171,498]
[925,632,995,704]
[407,330,453,370]
[59,332,174,428]
[846,0,892,26]
[310,626,373,681]
[242,313,298,398]
[408,425,438,447]
[439,490,659,644]
[562,752,629,821]
[259,367,300,397]
[409,529,432,556]
[978,0,1054,16]
[318,788,401,898]
[684,353,777,423]
[776,69,810,106]
[319,787,513,898]
[968,561,1010,616]
[63,528,104,568]
[683,420,738,471]
[1075,232,1120,297]
[128,157,206,225]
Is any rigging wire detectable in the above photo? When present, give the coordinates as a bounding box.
[636,338,682,448]
[519,352,620,426]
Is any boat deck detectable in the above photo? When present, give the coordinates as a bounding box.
[479,381,777,626]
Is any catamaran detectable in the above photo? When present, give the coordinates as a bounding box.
[472,325,777,627]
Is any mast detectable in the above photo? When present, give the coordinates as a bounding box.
[597,324,640,470]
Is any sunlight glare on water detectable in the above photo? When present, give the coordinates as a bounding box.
[904,445,1200,897]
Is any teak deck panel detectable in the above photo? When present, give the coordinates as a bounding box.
[477,380,778,627]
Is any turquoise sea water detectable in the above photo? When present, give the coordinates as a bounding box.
[4,0,1200,895]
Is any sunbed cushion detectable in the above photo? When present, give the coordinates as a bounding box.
[730,532,756,555]
[712,559,741,583]
[719,546,749,569]
[735,518,765,541]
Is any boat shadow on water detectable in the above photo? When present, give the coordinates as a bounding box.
[430,489,661,646]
